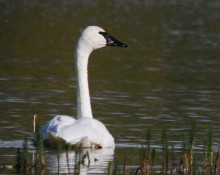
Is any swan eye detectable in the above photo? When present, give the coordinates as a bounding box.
[99,32,109,38]
[99,31,128,47]
[99,31,107,35]
[99,31,112,45]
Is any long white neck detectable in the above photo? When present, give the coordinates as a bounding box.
[75,40,93,119]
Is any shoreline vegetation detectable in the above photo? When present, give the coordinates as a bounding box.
[0,117,219,175]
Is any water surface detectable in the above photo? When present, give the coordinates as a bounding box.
[0,0,220,174]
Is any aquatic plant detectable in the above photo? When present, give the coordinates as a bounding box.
[15,148,22,172]
[14,137,33,173]
[204,127,214,174]
[123,157,128,175]
[161,127,168,172]
[145,128,152,153]
[56,139,61,174]
[189,119,196,174]
[34,116,46,169]
[108,161,113,175]
[1,119,220,175]
[108,160,120,175]
[150,148,156,173]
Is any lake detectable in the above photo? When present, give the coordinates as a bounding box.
[0,0,220,174]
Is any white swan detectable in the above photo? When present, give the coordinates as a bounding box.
[41,26,127,148]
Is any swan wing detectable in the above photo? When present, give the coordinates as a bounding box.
[48,130,89,147]
[42,115,76,140]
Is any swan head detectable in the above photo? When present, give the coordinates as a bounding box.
[78,26,128,51]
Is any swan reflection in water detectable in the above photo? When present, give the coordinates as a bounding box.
[44,147,114,174]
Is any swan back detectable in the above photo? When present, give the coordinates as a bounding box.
[42,115,76,140]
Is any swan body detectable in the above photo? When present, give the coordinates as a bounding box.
[42,115,76,140]
[41,26,127,148]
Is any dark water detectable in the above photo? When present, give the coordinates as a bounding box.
[0,0,220,174]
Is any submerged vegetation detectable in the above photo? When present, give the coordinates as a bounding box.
[0,119,219,174]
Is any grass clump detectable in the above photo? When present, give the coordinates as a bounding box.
[1,117,220,175]
[107,120,219,175]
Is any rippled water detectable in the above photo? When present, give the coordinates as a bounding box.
[0,0,220,174]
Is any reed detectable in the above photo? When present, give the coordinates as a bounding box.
[108,161,113,175]
[34,122,46,169]
[107,160,120,175]
[171,144,175,166]
[2,119,220,175]
[64,143,71,174]
[189,119,196,174]
[22,137,30,171]
[138,147,148,174]
[146,128,152,154]
[214,148,220,174]
[32,114,46,170]
[73,148,81,175]
[181,134,188,155]
[161,127,168,173]
[113,160,119,175]
[31,121,220,175]
[165,144,170,174]
[14,137,33,173]
[123,157,127,175]
[151,148,156,173]
[15,148,22,173]
[161,127,168,148]
[56,139,61,174]
[170,144,178,174]
[204,127,214,174]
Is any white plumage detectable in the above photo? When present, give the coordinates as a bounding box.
[40,26,127,148]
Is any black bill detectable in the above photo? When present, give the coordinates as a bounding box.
[99,31,128,47]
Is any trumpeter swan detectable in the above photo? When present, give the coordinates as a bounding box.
[40,26,127,148]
